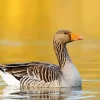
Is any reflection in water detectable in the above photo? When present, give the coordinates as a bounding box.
[1,86,82,100]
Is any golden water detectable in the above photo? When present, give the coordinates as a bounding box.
[0,0,100,99]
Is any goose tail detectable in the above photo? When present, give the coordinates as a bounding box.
[0,65,20,86]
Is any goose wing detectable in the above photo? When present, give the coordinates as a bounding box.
[1,62,60,82]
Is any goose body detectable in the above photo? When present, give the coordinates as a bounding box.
[0,30,83,87]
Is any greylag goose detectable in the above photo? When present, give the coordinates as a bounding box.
[0,30,83,87]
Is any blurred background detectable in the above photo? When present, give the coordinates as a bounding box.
[0,0,100,81]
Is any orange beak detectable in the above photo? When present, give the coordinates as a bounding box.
[71,33,83,41]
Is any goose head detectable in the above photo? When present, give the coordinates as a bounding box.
[54,30,83,44]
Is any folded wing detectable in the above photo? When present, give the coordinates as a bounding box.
[1,62,60,83]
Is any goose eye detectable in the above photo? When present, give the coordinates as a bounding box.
[64,32,67,34]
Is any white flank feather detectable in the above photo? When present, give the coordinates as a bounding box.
[0,70,20,86]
